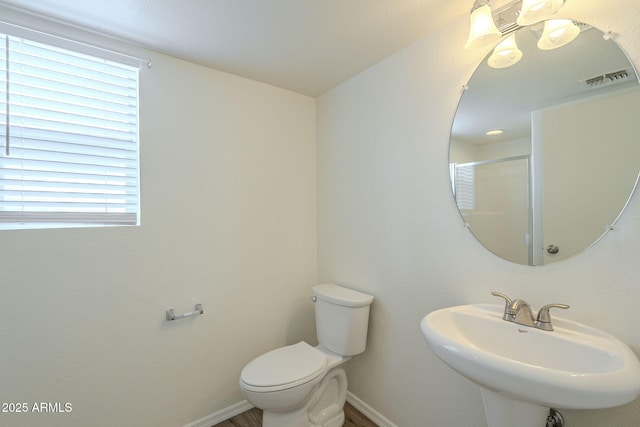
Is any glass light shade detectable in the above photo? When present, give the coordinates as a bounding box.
[488,34,523,68]
[465,3,501,49]
[537,19,580,50]
[516,0,564,26]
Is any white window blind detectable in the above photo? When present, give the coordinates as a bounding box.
[453,164,476,211]
[0,33,139,227]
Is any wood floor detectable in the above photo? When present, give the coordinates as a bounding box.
[213,401,377,427]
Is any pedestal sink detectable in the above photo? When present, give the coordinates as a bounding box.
[420,304,640,427]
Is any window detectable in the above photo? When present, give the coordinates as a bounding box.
[452,163,475,211]
[0,32,140,229]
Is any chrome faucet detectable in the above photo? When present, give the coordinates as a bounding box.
[491,292,569,331]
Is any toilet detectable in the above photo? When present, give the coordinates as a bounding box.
[239,284,374,427]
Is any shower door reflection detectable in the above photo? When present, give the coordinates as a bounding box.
[452,156,531,265]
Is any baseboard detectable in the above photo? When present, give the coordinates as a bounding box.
[183,400,254,427]
[185,392,396,427]
[347,391,398,427]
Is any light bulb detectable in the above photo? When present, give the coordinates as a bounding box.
[517,0,564,26]
[488,34,523,68]
[465,1,501,49]
[537,19,580,50]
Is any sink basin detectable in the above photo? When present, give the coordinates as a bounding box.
[421,304,640,426]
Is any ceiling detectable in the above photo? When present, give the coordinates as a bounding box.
[0,0,470,96]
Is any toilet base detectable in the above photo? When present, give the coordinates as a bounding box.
[263,404,310,427]
[261,367,348,427]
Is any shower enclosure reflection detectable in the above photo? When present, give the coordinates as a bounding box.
[452,156,530,265]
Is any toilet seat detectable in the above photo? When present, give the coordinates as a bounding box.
[240,342,327,393]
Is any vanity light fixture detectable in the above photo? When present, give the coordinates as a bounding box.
[465,0,574,69]
[537,19,580,50]
[516,0,565,26]
[487,34,523,68]
[465,0,501,49]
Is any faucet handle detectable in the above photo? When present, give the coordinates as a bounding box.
[491,292,513,319]
[491,291,513,307]
[536,303,570,331]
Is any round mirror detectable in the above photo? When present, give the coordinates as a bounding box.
[450,21,640,266]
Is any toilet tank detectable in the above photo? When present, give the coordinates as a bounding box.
[312,284,374,356]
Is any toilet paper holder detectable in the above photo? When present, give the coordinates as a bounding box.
[166,304,204,321]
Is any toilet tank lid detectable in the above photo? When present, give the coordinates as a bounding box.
[312,284,374,307]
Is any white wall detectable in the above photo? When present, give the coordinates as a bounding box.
[451,137,531,163]
[0,9,317,427]
[317,0,640,426]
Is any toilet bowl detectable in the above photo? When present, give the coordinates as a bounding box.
[239,284,374,427]
[240,342,350,427]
